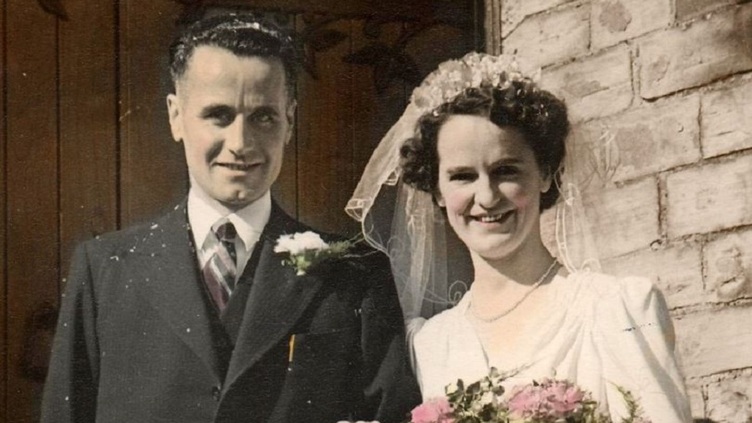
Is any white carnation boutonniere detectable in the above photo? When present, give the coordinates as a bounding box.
[274,231,358,276]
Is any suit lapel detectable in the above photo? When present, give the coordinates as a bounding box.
[223,204,325,392]
[134,202,224,379]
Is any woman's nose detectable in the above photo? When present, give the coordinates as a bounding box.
[475,178,501,208]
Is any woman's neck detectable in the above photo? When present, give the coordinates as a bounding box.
[470,237,554,291]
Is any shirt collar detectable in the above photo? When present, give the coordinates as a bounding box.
[187,185,271,254]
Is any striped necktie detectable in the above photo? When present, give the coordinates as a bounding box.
[202,221,237,312]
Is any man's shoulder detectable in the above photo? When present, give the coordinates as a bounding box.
[79,204,186,254]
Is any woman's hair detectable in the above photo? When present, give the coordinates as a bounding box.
[399,79,569,211]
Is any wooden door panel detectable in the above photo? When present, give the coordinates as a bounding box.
[59,0,119,270]
[5,2,60,421]
[0,0,6,419]
[296,18,359,235]
[119,0,187,227]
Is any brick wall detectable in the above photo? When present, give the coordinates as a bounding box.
[491,0,752,421]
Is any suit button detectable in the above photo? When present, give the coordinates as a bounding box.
[212,386,221,401]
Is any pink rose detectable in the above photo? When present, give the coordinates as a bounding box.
[507,379,587,421]
[410,397,454,423]
[542,380,585,415]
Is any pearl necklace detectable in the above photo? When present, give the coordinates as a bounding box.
[469,259,560,323]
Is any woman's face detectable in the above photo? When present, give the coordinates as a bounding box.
[435,114,552,262]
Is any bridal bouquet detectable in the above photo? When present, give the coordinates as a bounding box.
[408,368,651,423]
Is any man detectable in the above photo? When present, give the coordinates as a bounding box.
[41,14,417,423]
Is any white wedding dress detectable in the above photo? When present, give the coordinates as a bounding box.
[410,272,692,423]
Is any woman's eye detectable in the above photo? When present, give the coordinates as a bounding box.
[493,166,519,177]
[449,172,476,182]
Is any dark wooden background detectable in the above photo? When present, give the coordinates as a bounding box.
[1,0,481,421]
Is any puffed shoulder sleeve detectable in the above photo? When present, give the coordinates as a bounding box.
[594,276,692,423]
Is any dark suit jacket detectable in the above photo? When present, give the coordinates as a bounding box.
[41,201,419,423]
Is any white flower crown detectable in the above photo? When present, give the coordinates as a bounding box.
[410,52,538,113]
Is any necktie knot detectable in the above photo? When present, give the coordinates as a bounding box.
[215,221,237,242]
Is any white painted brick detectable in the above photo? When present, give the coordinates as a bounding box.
[666,153,752,237]
[701,79,752,158]
[638,4,752,99]
[500,0,575,37]
[676,0,737,20]
[570,95,701,183]
[542,45,633,122]
[503,4,590,68]
[704,227,752,303]
[675,305,752,377]
[706,373,752,423]
[581,178,660,258]
[591,0,672,49]
[684,380,706,420]
[602,243,704,309]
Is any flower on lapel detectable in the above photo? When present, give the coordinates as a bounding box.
[274,231,354,275]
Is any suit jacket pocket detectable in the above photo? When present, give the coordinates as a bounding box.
[284,327,362,420]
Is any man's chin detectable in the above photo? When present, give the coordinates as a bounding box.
[217,190,262,210]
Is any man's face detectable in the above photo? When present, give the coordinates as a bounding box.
[167,45,295,210]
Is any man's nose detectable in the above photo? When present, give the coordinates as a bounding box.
[226,116,253,156]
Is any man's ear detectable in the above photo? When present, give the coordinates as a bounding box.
[166,93,183,143]
[284,100,297,145]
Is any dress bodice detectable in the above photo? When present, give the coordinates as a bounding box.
[410,272,692,423]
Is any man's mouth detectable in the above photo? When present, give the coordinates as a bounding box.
[216,162,258,171]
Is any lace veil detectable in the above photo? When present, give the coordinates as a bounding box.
[345,53,600,320]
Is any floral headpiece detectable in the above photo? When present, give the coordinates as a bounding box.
[410,52,537,114]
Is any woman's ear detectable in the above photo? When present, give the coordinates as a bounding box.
[435,191,446,207]
[540,166,555,194]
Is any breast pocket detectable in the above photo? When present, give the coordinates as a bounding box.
[284,327,363,421]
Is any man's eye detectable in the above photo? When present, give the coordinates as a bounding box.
[206,111,234,127]
[251,112,277,125]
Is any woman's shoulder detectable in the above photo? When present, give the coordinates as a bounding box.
[567,271,671,332]
[413,295,470,344]
[566,271,658,303]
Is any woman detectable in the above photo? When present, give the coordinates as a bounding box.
[347,53,691,422]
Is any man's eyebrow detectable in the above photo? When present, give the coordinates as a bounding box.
[250,105,281,115]
[200,104,235,117]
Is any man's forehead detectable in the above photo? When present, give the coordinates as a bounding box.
[177,47,285,89]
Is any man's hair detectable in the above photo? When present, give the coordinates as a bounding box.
[168,13,298,95]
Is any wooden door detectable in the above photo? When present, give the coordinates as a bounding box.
[1,1,481,421]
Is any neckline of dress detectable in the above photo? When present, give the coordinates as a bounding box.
[461,272,572,372]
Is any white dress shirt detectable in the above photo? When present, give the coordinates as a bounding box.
[187,185,271,280]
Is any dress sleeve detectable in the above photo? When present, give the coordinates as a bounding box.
[594,276,692,423]
[405,317,427,375]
